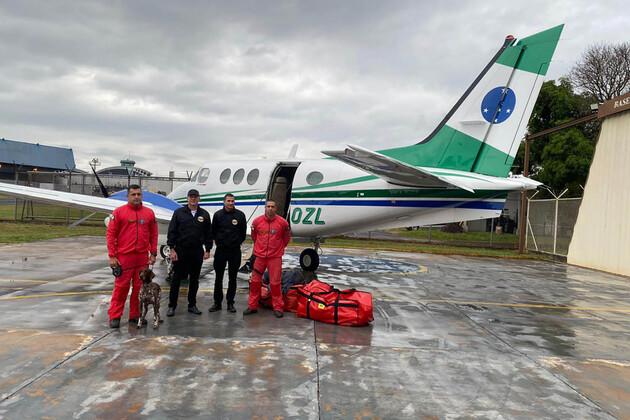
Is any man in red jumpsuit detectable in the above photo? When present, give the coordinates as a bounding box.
[244,200,291,318]
[107,185,158,328]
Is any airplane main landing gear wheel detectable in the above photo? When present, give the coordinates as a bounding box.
[299,248,320,272]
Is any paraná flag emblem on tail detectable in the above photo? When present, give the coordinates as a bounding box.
[481,87,516,124]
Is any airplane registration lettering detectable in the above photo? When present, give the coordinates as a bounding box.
[302,207,316,224]
[291,207,302,224]
[291,207,325,225]
[314,208,325,225]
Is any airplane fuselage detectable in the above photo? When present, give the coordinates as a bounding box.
[166,158,526,239]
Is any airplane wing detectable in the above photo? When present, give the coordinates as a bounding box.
[0,182,176,223]
[322,144,475,193]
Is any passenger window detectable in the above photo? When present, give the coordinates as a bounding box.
[220,168,231,184]
[233,168,245,185]
[306,171,323,186]
[247,169,260,185]
[197,168,210,183]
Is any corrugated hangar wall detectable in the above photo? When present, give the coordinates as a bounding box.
[568,104,630,276]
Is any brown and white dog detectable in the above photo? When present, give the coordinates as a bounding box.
[138,268,162,328]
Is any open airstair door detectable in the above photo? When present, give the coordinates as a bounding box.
[267,162,300,221]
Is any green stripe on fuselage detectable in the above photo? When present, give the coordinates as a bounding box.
[192,188,509,205]
[293,175,377,191]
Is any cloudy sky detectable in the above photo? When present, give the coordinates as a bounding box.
[1,1,628,176]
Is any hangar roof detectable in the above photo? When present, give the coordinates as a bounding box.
[97,166,152,176]
[0,138,75,170]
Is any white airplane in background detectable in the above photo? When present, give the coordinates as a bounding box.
[0,25,563,271]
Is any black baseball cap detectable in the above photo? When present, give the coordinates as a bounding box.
[187,189,200,196]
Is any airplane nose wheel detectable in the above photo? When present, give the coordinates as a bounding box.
[159,245,174,283]
[299,248,320,272]
[159,245,170,259]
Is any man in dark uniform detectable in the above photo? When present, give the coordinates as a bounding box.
[166,189,213,316]
[208,193,247,313]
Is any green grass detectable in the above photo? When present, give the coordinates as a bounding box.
[323,236,553,260]
[0,221,106,243]
[0,203,108,226]
[389,227,519,244]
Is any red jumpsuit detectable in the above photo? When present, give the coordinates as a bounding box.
[106,202,158,321]
[248,214,291,311]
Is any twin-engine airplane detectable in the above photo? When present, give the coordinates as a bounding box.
[0,25,563,271]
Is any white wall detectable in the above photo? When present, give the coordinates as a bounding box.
[568,112,630,276]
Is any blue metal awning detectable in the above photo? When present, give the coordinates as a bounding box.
[0,138,75,170]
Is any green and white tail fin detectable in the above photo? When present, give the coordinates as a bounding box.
[381,25,564,177]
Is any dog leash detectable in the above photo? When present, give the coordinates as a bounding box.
[112,263,151,277]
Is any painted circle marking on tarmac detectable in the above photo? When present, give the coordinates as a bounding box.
[284,253,425,274]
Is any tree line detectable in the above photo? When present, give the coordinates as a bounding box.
[515,42,630,198]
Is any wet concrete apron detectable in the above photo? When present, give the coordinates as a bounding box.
[1,237,629,419]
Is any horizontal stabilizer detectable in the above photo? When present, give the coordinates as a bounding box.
[322,144,474,193]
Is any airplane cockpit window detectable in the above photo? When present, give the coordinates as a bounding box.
[233,168,245,185]
[197,168,210,183]
[190,171,199,182]
[220,168,231,184]
[247,169,259,185]
[306,171,324,186]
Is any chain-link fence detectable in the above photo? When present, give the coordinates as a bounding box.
[23,171,189,196]
[526,197,581,256]
[2,171,189,224]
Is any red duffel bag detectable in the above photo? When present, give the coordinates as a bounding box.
[296,280,374,327]
[257,270,311,312]
[283,285,302,312]
[260,284,304,313]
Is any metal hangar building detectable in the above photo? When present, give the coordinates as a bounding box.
[0,138,76,180]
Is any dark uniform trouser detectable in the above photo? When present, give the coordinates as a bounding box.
[213,246,241,305]
[169,246,204,308]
